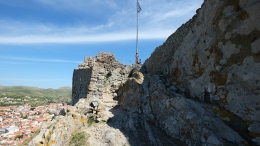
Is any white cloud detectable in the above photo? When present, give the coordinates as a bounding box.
[0,78,65,82]
[34,0,122,14]
[0,29,175,44]
[0,56,81,63]
[0,61,35,65]
[0,0,203,44]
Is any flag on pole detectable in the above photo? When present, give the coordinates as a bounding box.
[137,1,142,13]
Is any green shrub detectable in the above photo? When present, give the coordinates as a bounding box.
[19,129,40,146]
[15,134,23,139]
[87,118,96,127]
[69,131,90,146]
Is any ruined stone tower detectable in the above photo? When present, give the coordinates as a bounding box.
[72,52,138,105]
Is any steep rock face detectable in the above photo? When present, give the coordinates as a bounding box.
[118,73,247,145]
[144,0,260,112]
[118,0,260,145]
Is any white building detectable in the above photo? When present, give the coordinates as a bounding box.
[6,126,19,134]
[0,128,7,134]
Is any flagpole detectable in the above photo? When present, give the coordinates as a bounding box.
[136,0,139,64]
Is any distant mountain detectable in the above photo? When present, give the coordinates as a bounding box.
[58,86,72,90]
[0,85,72,106]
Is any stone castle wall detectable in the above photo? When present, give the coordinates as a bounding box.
[72,68,92,105]
[72,52,138,105]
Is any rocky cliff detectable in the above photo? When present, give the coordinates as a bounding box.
[29,0,260,145]
[120,0,260,145]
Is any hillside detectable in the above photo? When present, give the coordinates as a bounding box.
[0,86,72,106]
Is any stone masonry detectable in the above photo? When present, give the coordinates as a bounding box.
[72,52,139,105]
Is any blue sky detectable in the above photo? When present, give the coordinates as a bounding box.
[0,0,203,88]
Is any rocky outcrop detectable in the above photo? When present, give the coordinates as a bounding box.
[119,0,260,145]
[118,72,247,145]
[29,52,143,146]
[28,99,130,146]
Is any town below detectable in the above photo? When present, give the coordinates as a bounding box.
[0,103,67,145]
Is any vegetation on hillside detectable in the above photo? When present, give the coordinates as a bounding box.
[0,86,72,106]
[69,131,90,146]
[18,129,40,146]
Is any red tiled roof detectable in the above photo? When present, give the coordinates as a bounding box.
[31,126,39,132]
